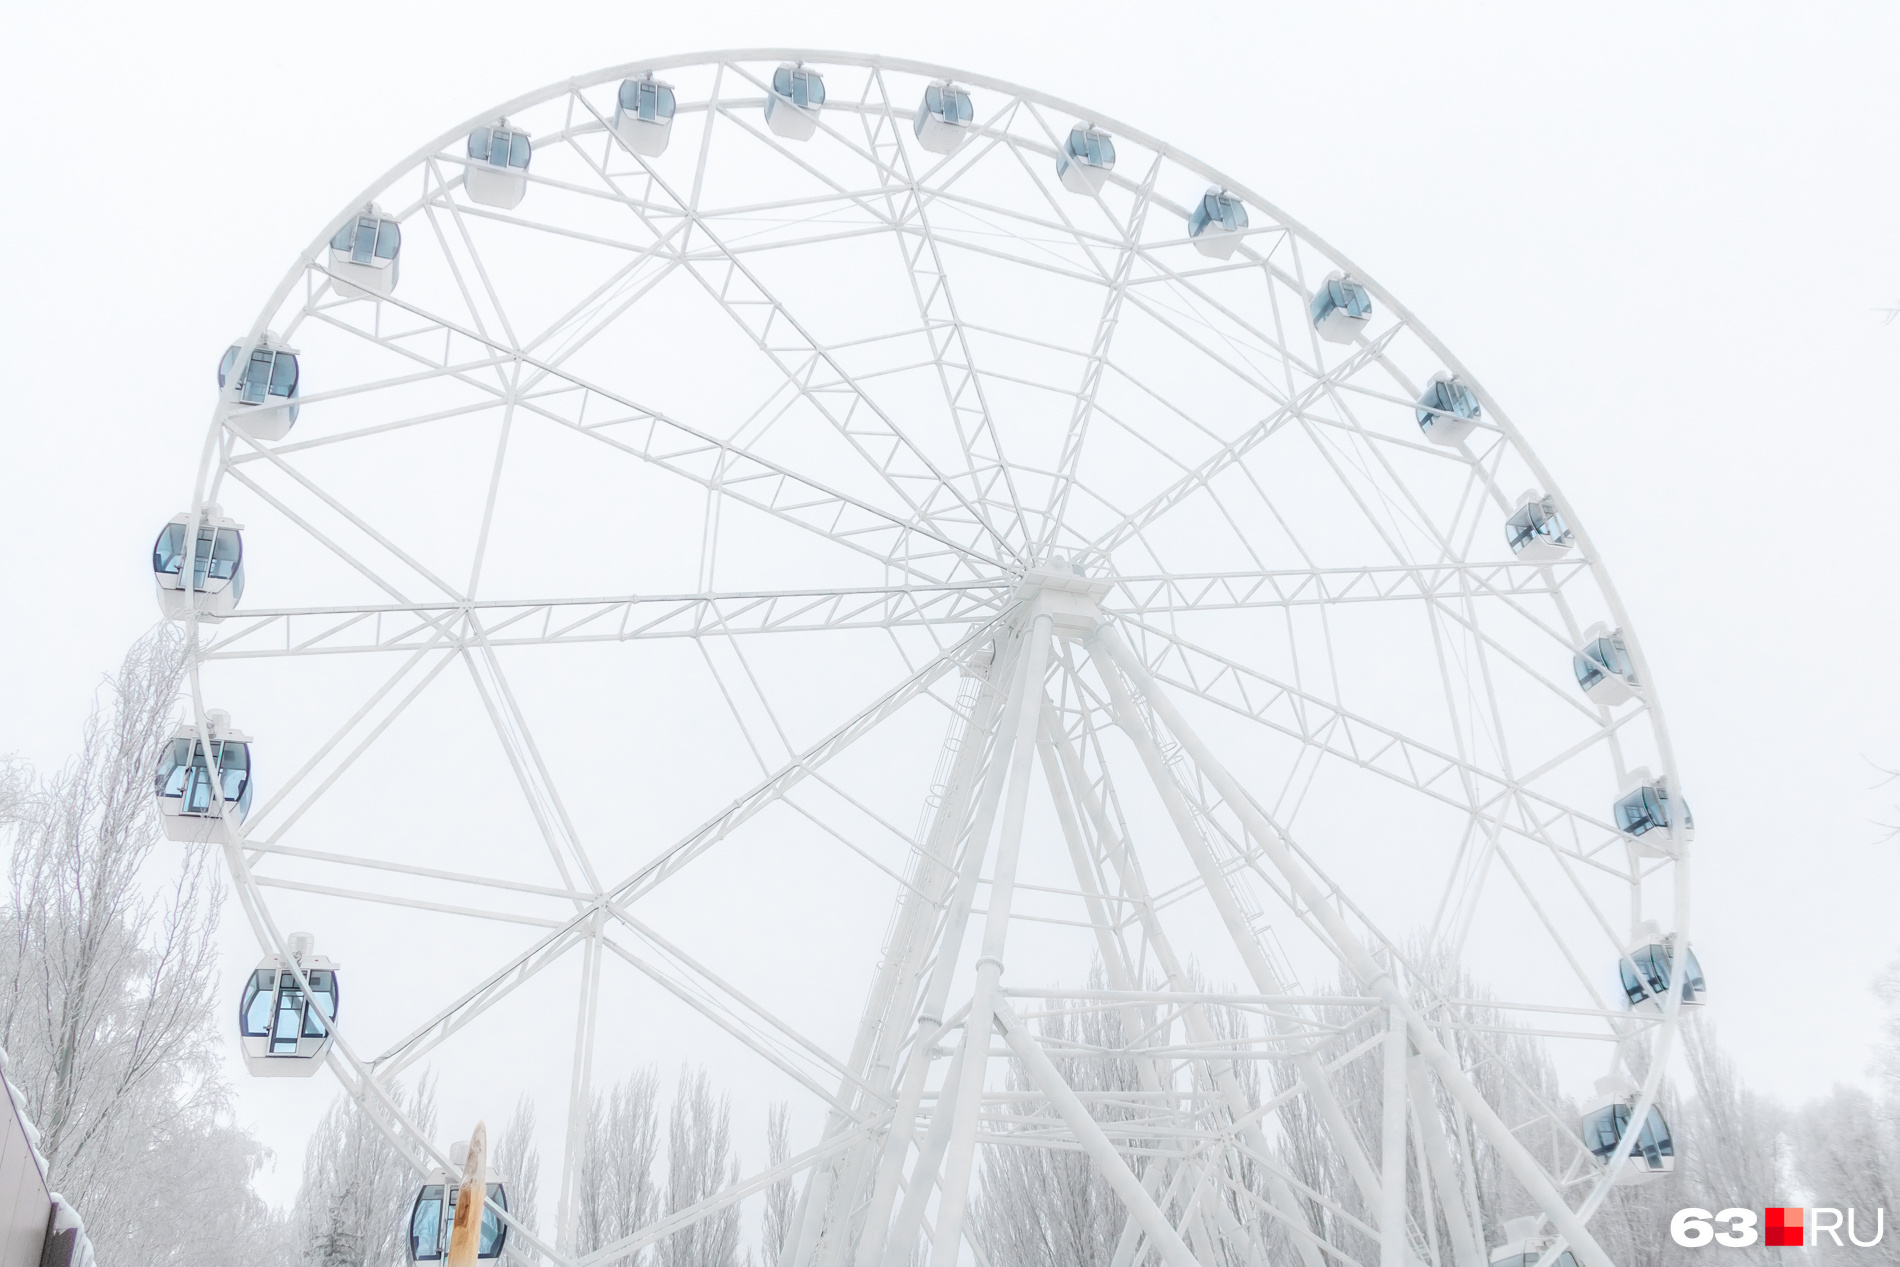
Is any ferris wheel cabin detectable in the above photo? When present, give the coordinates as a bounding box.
[915,81,976,155]
[1619,921,1707,1011]
[1572,623,1638,705]
[614,74,678,156]
[1187,188,1248,259]
[765,64,825,140]
[218,334,300,441]
[1580,1078,1675,1184]
[328,204,402,298]
[153,710,253,843]
[1489,1218,1579,1267]
[238,932,338,1077]
[1414,371,1480,445]
[466,121,531,209]
[409,1148,509,1263]
[153,505,244,620]
[1310,271,1373,344]
[1614,767,1693,855]
[1057,124,1116,194]
[1505,490,1574,562]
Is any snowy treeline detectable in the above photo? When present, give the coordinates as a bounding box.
[968,957,1900,1267]
[287,1065,789,1267]
[0,628,284,1266]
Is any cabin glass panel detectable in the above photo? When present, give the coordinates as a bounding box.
[1582,1102,1670,1168]
[155,737,252,819]
[239,968,275,1036]
[773,67,824,108]
[619,79,676,121]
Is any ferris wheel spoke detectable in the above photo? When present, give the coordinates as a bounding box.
[601,908,873,1102]
[195,582,1011,659]
[249,873,564,929]
[241,638,460,842]
[218,462,444,608]
[516,243,686,367]
[1040,153,1164,551]
[297,242,1002,577]
[1083,323,1407,561]
[424,159,525,351]
[301,273,998,577]
[219,349,517,443]
[570,77,1013,560]
[607,622,993,908]
[1123,237,1320,384]
[594,933,864,1116]
[371,920,593,1080]
[864,68,1032,554]
[226,432,469,601]
[462,629,602,896]
[1115,618,1620,851]
[244,838,590,902]
[1106,562,1588,615]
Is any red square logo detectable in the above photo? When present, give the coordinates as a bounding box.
[1766,1207,1804,1247]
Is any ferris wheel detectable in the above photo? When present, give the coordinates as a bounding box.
[151,51,1697,1267]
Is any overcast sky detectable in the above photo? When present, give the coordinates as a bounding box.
[3,0,1897,1206]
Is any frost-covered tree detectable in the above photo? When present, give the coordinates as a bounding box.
[575,1068,663,1259]
[291,1077,438,1267]
[760,1101,793,1267]
[568,1064,740,1267]
[0,626,283,1267]
[494,1093,544,1264]
[660,1066,741,1267]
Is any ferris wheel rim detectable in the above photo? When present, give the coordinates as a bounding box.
[176,49,1696,1263]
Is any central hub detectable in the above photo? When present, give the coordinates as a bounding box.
[1013,563,1112,633]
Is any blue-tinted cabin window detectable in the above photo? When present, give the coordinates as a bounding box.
[411,1186,445,1260]
[333,215,402,265]
[154,737,252,820]
[1615,785,1668,837]
[154,523,187,577]
[303,969,337,1037]
[1680,947,1706,998]
[1582,1102,1670,1166]
[469,128,531,171]
[1311,277,1374,325]
[774,67,823,109]
[1067,127,1115,169]
[221,345,299,416]
[1416,378,1480,430]
[240,968,275,1036]
[619,78,676,122]
[271,977,304,1054]
[1623,943,1705,1005]
[1506,498,1570,555]
[1189,192,1248,238]
[926,85,972,123]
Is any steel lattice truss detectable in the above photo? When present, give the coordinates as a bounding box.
[174,51,1690,1267]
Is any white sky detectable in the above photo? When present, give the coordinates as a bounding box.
[4,0,1898,1210]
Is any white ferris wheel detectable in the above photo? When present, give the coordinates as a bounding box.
[151,50,1697,1267]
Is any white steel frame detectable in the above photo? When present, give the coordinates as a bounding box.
[169,51,1690,1267]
